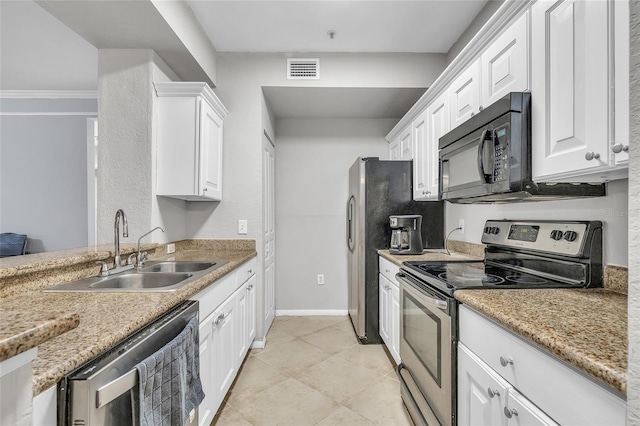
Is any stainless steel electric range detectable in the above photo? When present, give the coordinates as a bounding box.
[395,220,603,426]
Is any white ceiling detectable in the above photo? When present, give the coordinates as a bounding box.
[187,0,488,53]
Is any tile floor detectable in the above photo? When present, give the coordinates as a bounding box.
[212,316,413,426]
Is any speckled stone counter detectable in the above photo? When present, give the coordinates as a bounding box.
[378,248,482,265]
[0,240,256,396]
[455,288,627,395]
[0,311,80,362]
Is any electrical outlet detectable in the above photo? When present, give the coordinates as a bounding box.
[458,219,465,234]
[166,243,176,254]
[317,274,325,285]
[238,220,248,235]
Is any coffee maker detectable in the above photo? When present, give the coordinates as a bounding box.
[389,215,423,255]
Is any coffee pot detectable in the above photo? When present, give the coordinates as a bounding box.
[389,215,423,255]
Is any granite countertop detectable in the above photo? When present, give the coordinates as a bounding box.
[0,243,256,396]
[378,248,483,266]
[0,311,80,362]
[455,288,627,396]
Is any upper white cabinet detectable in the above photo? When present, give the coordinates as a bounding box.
[389,126,412,161]
[531,0,629,182]
[155,82,229,201]
[449,59,481,129]
[481,12,530,106]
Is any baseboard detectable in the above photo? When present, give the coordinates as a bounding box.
[275,309,348,316]
[250,339,266,349]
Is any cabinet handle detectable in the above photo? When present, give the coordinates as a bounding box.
[584,151,600,161]
[612,143,629,154]
[504,407,518,418]
[385,269,390,274]
[422,190,431,195]
[248,269,253,274]
[499,356,514,367]
[487,388,500,398]
[247,284,253,290]
[214,312,227,325]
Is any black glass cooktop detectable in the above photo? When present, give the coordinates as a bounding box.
[401,260,581,296]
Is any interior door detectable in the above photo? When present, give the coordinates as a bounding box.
[263,132,276,334]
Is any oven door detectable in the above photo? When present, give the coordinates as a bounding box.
[397,272,455,426]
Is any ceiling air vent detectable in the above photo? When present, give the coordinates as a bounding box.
[287,58,320,80]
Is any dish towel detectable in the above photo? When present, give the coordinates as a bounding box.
[135,316,205,426]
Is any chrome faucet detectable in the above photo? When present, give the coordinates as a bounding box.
[114,209,128,268]
[137,226,165,267]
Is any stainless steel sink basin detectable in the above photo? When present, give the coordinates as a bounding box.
[44,260,227,292]
[138,261,217,273]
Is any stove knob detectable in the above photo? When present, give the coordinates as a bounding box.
[491,227,500,235]
[550,230,563,241]
[484,226,490,234]
[564,230,578,242]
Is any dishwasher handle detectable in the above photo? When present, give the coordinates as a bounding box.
[95,369,137,408]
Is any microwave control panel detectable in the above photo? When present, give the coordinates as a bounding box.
[492,125,510,183]
[481,220,589,256]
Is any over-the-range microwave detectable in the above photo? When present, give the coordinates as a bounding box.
[438,92,606,203]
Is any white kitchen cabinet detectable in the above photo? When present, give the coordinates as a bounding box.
[458,344,558,426]
[192,256,258,425]
[531,0,628,182]
[459,305,626,426]
[449,59,481,129]
[1,348,36,426]
[378,256,400,364]
[412,109,430,200]
[155,82,229,201]
[389,126,412,161]
[480,12,530,106]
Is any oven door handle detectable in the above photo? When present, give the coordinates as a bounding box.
[396,272,450,312]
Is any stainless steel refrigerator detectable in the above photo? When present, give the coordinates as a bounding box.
[346,157,444,344]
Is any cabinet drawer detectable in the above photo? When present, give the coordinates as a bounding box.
[236,257,257,287]
[191,271,236,320]
[379,256,400,284]
[459,305,625,426]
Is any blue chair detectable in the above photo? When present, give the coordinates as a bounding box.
[0,233,28,257]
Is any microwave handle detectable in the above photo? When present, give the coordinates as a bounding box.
[477,129,494,184]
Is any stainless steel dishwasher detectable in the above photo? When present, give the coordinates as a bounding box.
[58,300,199,426]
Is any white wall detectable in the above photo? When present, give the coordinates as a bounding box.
[627,0,639,422]
[0,98,97,252]
[187,52,446,336]
[445,179,628,266]
[274,118,394,311]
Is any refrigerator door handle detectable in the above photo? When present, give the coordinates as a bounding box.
[346,196,355,252]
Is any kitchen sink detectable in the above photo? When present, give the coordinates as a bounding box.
[44,260,227,292]
[137,261,218,273]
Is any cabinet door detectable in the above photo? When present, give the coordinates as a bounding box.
[389,136,400,160]
[449,59,481,129]
[235,283,248,366]
[504,389,559,426]
[198,313,215,426]
[211,295,236,410]
[389,281,401,365]
[613,0,630,167]
[246,275,257,344]
[458,344,509,426]
[412,109,429,200]
[199,99,223,199]
[400,128,412,160]
[425,91,449,199]
[378,274,390,346]
[481,12,529,106]
[531,0,611,181]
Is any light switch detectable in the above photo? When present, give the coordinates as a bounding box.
[238,220,248,235]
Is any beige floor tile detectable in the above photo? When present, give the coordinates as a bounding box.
[300,325,359,354]
[336,343,395,376]
[263,325,296,347]
[385,369,400,382]
[273,316,347,338]
[212,405,252,426]
[255,338,332,375]
[330,318,356,334]
[233,378,339,426]
[315,405,374,425]
[226,356,288,408]
[344,376,413,425]
[298,353,383,404]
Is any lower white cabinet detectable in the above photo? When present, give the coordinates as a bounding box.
[193,258,257,426]
[1,348,37,426]
[378,256,401,365]
[459,305,626,426]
